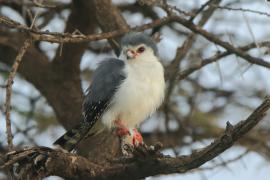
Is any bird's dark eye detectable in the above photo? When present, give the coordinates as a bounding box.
[137,46,145,53]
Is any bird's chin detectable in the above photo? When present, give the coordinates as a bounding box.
[127,55,139,60]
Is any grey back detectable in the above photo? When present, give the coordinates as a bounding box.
[83,58,126,124]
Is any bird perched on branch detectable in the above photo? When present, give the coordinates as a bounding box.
[54,32,165,152]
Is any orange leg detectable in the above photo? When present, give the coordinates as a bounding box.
[114,119,130,137]
[130,128,143,146]
[114,120,144,146]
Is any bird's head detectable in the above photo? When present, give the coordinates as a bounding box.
[119,32,158,61]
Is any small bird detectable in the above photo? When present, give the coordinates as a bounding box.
[54,32,165,152]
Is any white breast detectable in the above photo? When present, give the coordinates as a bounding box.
[101,55,165,129]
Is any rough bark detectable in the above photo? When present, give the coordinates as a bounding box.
[2,96,269,179]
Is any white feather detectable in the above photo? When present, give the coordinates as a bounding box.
[101,48,165,128]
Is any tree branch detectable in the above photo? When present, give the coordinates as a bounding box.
[2,96,269,179]
[164,0,222,125]
[171,16,270,69]
[1,9,269,72]
[92,0,129,55]
[4,38,32,151]
[0,14,170,43]
[178,41,270,80]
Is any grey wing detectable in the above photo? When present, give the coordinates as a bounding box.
[82,58,126,127]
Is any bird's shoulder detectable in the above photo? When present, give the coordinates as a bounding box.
[85,58,126,101]
[93,58,125,75]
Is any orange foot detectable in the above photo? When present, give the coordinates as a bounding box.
[130,128,143,146]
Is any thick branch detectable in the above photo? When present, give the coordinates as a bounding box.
[48,0,97,129]
[93,0,129,55]
[0,32,81,130]
[2,97,269,179]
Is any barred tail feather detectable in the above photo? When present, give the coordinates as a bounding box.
[53,124,89,151]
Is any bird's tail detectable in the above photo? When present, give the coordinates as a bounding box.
[53,124,90,151]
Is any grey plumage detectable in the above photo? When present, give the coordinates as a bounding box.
[84,59,126,110]
[54,58,126,151]
[83,58,126,125]
[121,32,158,56]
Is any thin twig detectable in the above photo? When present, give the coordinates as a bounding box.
[31,0,57,8]
[178,41,270,80]
[197,150,249,171]
[4,38,32,151]
[190,0,217,21]
[212,5,270,18]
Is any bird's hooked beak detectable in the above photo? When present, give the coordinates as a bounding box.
[126,49,139,59]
